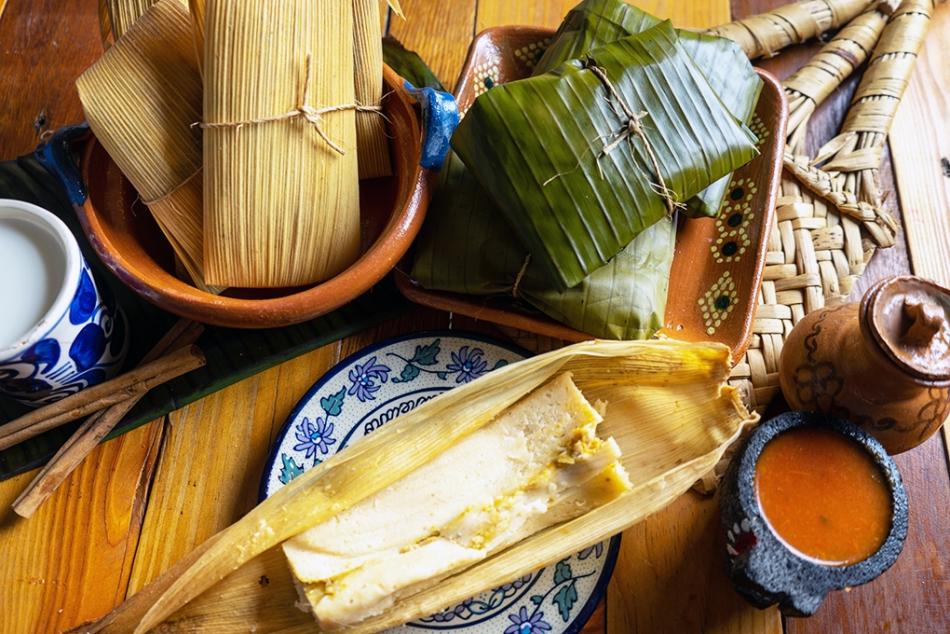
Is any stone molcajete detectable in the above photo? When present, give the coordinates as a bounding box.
[779,276,950,454]
[720,412,908,616]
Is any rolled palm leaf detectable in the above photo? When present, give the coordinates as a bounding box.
[452,21,758,290]
[706,0,878,60]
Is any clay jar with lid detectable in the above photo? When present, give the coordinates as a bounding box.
[779,276,950,454]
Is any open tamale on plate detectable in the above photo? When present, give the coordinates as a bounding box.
[73,339,757,633]
[397,25,787,362]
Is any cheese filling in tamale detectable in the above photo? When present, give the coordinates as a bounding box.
[282,372,631,629]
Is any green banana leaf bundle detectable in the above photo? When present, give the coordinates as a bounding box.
[533,0,762,218]
[533,0,661,76]
[411,151,675,339]
[451,21,758,290]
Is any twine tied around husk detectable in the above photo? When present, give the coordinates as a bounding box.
[587,64,683,217]
[195,54,383,155]
[511,254,532,299]
[141,168,201,207]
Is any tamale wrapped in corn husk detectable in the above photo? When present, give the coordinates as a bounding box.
[78,0,211,290]
[76,339,756,634]
[104,0,157,39]
[188,0,204,73]
[533,0,762,218]
[203,0,360,288]
[353,0,392,179]
[452,21,759,290]
[411,152,674,340]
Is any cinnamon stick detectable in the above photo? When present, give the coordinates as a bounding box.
[0,343,205,451]
[10,321,204,518]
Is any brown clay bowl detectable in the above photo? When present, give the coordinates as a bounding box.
[77,65,429,329]
[396,26,788,361]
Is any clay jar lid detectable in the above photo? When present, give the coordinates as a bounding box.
[862,276,950,383]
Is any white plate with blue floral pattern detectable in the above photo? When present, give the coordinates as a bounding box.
[261,331,619,634]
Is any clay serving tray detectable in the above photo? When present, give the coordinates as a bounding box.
[396,26,788,361]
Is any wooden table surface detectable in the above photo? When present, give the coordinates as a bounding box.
[0,1,948,633]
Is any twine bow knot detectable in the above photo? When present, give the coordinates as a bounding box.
[196,54,383,155]
[586,64,682,216]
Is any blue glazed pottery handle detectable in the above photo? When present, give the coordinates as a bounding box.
[34,123,90,207]
[404,81,459,170]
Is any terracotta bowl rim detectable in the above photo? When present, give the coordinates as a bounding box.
[77,64,428,329]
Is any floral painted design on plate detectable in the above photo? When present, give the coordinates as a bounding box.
[261,330,620,633]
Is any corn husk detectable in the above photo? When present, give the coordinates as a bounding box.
[353,0,392,179]
[784,4,893,152]
[203,0,360,288]
[77,0,210,289]
[452,21,758,290]
[74,339,755,633]
[796,0,934,249]
[706,0,878,59]
[532,0,763,219]
[104,0,157,39]
[188,0,204,73]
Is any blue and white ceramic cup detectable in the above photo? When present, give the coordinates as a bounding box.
[0,199,127,407]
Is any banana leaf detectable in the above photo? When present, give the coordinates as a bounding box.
[382,36,445,91]
[411,151,674,340]
[533,0,762,218]
[451,21,758,290]
[533,0,661,75]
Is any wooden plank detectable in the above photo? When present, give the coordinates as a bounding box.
[475,1,578,30]
[0,0,103,158]
[886,2,950,462]
[737,1,950,633]
[387,0,477,90]
[0,2,170,633]
[475,1,731,31]
[638,0,731,28]
[0,420,163,633]
[608,492,782,634]
[786,433,950,633]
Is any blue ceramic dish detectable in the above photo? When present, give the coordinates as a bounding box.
[0,198,126,406]
[261,330,619,633]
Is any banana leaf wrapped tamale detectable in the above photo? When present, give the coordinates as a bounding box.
[451,21,758,290]
[412,8,761,339]
[533,0,761,219]
[411,152,674,340]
